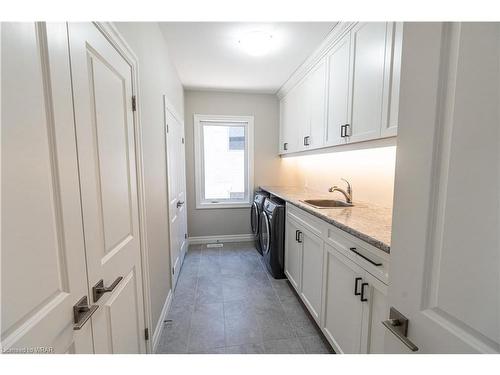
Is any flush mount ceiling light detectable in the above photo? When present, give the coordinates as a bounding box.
[237,30,276,57]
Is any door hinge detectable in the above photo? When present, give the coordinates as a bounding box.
[166,124,169,133]
[185,233,188,239]
[132,96,137,112]
[144,328,149,340]
[172,267,175,275]
[181,137,184,144]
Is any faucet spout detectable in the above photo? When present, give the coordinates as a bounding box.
[328,178,353,204]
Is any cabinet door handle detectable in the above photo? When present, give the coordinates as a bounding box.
[354,277,362,296]
[297,231,303,243]
[303,136,310,146]
[295,230,300,242]
[283,142,288,151]
[340,125,345,138]
[349,247,382,266]
[360,282,368,302]
[344,124,350,137]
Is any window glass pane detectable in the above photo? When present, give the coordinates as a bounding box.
[203,123,246,201]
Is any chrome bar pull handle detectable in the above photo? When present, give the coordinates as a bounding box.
[92,276,123,302]
[382,307,419,352]
[73,296,98,330]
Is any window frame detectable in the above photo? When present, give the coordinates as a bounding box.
[193,114,254,209]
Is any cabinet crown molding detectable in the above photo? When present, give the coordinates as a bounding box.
[276,22,355,99]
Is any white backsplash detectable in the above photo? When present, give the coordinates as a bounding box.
[280,145,397,208]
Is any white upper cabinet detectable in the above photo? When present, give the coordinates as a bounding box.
[381,22,403,138]
[304,58,328,149]
[278,22,402,154]
[325,33,351,146]
[280,78,307,153]
[346,22,388,143]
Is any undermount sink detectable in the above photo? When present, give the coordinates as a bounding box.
[300,199,354,209]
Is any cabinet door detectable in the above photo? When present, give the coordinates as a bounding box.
[347,22,388,143]
[294,79,310,152]
[282,83,306,153]
[300,228,324,323]
[279,95,293,153]
[381,22,403,138]
[322,244,364,353]
[326,33,351,146]
[360,272,388,354]
[285,217,302,291]
[305,58,327,149]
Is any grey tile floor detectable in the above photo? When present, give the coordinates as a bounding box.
[156,241,334,354]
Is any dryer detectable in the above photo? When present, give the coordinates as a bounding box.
[259,197,286,279]
[250,190,269,254]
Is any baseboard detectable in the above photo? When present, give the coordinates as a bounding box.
[152,289,172,353]
[188,234,254,245]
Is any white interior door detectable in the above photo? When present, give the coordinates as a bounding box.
[68,23,146,354]
[1,22,93,353]
[386,22,500,353]
[165,103,188,289]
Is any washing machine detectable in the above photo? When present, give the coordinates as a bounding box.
[259,197,286,279]
[250,190,269,254]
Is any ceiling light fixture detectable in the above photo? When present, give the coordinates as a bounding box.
[237,30,275,57]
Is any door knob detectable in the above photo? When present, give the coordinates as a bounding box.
[92,276,123,302]
[382,307,419,352]
[176,200,185,208]
[73,296,98,330]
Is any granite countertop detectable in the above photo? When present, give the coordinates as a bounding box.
[260,186,392,253]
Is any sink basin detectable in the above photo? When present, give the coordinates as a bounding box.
[300,199,354,209]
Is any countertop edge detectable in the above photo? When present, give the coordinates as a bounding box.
[259,186,391,254]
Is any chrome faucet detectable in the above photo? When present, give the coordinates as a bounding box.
[328,178,353,204]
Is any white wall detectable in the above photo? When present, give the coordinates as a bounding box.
[114,22,184,334]
[184,90,299,238]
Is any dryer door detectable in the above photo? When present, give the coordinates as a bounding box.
[260,211,271,254]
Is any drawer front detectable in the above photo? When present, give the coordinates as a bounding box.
[286,203,324,238]
[325,224,389,284]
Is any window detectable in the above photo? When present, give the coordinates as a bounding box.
[194,115,254,209]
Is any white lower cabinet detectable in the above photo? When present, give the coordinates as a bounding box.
[299,227,324,322]
[284,204,389,353]
[284,216,303,291]
[322,245,365,353]
[360,272,388,354]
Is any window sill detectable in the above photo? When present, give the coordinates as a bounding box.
[196,202,252,210]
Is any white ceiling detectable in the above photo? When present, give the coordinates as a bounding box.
[159,22,337,93]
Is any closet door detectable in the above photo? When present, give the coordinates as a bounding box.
[1,23,93,353]
[165,105,188,289]
[68,23,147,353]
